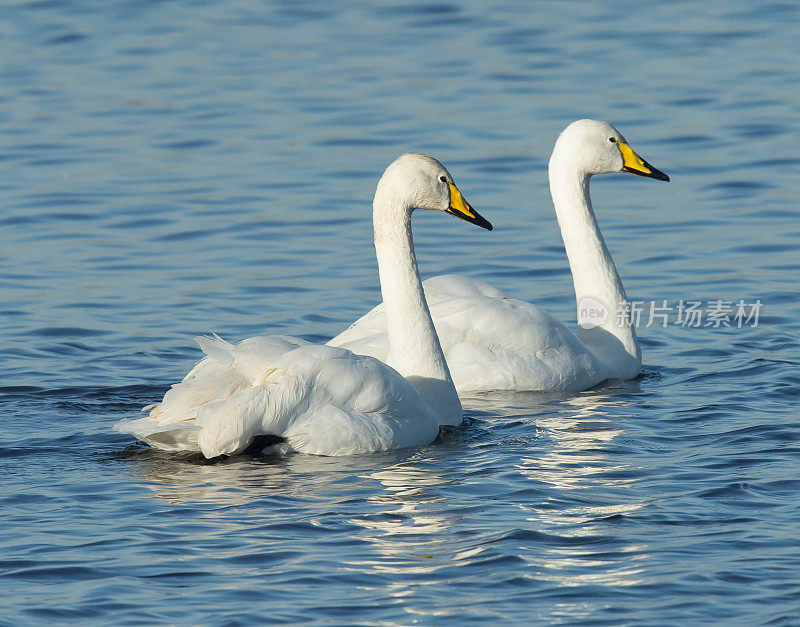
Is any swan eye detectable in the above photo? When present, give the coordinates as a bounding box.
[608,137,617,143]
[439,175,447,183]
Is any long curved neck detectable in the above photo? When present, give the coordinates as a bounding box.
[372,186,461,425]
[548,157,641,377]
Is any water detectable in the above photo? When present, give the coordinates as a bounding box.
[1,0,799,622]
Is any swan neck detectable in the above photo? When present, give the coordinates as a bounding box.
[372,186,461,424]
[548,157,641,374]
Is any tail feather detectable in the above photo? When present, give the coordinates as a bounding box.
[120,335,327,456]
[147,356,247,422]
[114,418,200,452]
[195,333,235,364]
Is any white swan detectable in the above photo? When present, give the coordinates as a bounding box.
[114,153,492,457]
[329,120,669,393]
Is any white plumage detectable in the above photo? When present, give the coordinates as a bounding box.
[330,120,669,394]
[115,153,492,457]
[330,275,601,393]
[117,336,440,457]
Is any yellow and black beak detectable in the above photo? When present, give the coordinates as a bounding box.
[445,182,493,231]
[618,142,670,182]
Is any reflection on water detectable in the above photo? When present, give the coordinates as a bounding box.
[346,463,457,588]
[519,391,651,591]
[122,446,421,506]
[526,391,634,494]
[124,451,293,505]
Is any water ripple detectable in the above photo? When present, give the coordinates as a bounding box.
[0,0,798,623]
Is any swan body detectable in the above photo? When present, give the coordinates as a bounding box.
[115,154,492,457]
[330,274,602,393]
[330,120,669,393]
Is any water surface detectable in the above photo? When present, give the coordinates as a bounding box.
[1,0,799,623]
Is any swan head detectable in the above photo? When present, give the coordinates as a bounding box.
[376,153,493,230]
[553,119,669,182]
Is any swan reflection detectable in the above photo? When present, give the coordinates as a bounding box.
[117,377,653,601]
[122,442,470,614]
[345,459,458,568]
[514,384,651,589]
[120,446,422,507]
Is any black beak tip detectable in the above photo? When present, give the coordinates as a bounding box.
[654,169,670,182]
[624,164,670,182]
[476,214,493,231]
[642,159,670,182]
[450,206,494,231]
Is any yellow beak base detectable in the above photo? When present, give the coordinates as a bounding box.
[445,182,493,231]
[618,142,670,181]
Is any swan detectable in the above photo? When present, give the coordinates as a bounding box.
[114,153,492,457]
[329,120,669,393]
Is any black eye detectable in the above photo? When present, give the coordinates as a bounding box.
[608,137,617,143]
[439,175,447,183]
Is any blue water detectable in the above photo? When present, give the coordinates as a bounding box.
[2,0,799,623]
